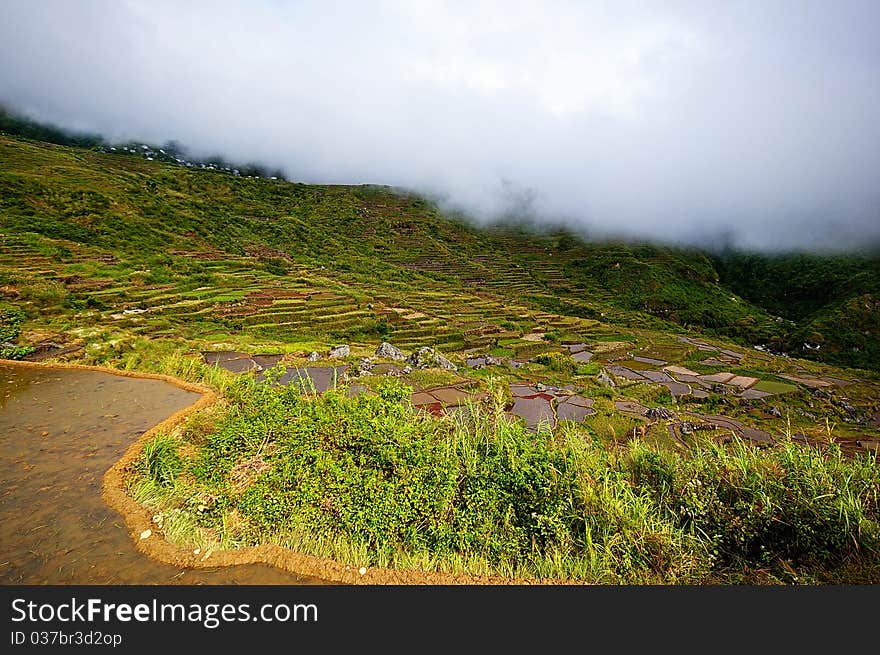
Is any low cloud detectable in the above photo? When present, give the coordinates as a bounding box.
[2,0,879,251]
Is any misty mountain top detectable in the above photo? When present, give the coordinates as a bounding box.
[1,1,879,251]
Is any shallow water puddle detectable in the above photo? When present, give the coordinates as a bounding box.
[0,364,315,584]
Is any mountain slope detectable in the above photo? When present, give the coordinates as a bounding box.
[0,130,877,370]
[714,252,880,368]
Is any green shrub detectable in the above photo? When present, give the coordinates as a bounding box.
[533,352,575,374]
[0,305,34,359]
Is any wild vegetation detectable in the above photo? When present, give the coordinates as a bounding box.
[714,251,880,369]
[131,369,879,583]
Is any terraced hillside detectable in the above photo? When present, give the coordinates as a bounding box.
[3,131,880,584]
[2,129,878,445]
[0,132,793,351]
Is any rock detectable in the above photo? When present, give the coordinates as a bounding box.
[837,399,856,413]
[375,342,406,360]
[485,355,503,366]
[402,365,412,375]
[407,346,457,371]
[328,344,350,358]
[434,353,457,371]
[597,371,615,387]
[769,406,783,418]
[306,351,320,362]
[357,357,374,376]
[139,529,152,540]
[645,407,675,420]
[358,566,367,575]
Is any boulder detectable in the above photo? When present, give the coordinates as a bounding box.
[597,370,615,387]
[306,351,320,362]
[375,342,406,361]
[328,344,350,358]
[408,346,457,371]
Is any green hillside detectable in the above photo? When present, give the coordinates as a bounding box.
[0,132,793,352]
[2,130,880,584]
[714,252,880,369]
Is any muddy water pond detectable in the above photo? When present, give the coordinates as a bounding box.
[0,364,315,584]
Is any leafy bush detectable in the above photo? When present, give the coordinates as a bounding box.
[533,352,576,374]
[0,305,34,359]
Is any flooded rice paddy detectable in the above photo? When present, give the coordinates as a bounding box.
[0,364,314,584]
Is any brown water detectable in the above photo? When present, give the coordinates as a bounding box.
[0,364,316,584]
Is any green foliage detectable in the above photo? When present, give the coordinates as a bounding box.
[575,362,601,375]
[0,305,26,343]
[714,251,880,369]
[533,351,576,374]
[260,257,289,276]
[137,434,183,488]
[628,437,880,567]
[0,304,34,359]
[152,377,880,582]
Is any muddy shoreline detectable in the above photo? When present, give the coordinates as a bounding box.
[3,360,562,585]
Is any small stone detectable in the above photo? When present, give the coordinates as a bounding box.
[328,344,350,358]
[193,548,201,555]
[357,357,374,376]
[41,431,49,437]
[139,529,152,540]
[597,371,615,387]
[358,566,367,575]
[645,407,674,420]
[306,351,320,362]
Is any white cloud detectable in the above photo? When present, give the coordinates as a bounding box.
[1,0,878,250]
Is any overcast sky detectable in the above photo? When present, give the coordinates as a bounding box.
[2,1,879,251]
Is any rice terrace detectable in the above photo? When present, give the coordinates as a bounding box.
[1,118,878,586]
